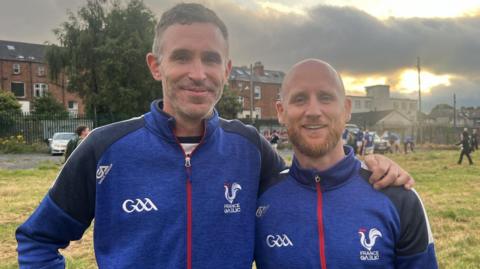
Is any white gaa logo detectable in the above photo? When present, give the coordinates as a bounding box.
[266,234,293,248]
[96,164,112,184]
[358,228,382,261]
[122,198,158,213]
[224,182,242,214]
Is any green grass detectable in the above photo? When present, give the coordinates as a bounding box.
[1,150,479,268]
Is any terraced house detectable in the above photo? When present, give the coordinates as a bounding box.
[0,40,84,115]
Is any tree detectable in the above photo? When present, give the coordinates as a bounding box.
[216,85,243,119]
[47,0,159,121]
[0,91,21,114]
[0,91,22,136]
[32,93,68,118]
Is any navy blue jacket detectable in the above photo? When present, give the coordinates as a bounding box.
[16,100,284,269]
[255,146,437,269]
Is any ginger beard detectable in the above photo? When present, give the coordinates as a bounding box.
[286,114,344,159]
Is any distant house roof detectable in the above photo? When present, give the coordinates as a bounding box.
[229,66,285,84]
[350,110,396,127]
[0,40,46,63]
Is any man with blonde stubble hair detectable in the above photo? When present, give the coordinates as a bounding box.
[255,59,438,269]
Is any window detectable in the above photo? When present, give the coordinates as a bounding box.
[277,89,281,100]
[34,83,48,97]
[11,82,25,97]
[254,85,261,99]
[12,64,20,74]
[255,107,261,119]
[365,101,372,109]
[237,96,244,106]
[68,101,78,110]
[37,66,46,77]
[355,100,361,109]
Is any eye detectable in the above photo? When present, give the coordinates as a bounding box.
[319,94,333,102]
[203,53,222,64]
[290,94,307,104]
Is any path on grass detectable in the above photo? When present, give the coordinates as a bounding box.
[0,154,63,170]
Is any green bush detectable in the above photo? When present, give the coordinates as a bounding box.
[0,135,49,154]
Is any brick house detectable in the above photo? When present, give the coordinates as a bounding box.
[0,40,85,115]
[228,61,284,120]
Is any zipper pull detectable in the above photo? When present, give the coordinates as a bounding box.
[315,175,321,183]
[185,155,191,168]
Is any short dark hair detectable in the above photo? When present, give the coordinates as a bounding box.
[75,125,88,136]
[152,3,228,57]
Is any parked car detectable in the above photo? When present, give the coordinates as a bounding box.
[48,132,76,155]
[369,131,391,154]
[345,123,360,135]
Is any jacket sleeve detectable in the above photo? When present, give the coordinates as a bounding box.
[393,189,439,269]
[16,134,98,268]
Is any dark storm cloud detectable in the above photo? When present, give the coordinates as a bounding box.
[1,1,478,108]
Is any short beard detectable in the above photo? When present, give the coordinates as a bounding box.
[287,120,343,159]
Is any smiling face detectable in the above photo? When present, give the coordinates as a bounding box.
[147,22,231,123]
[277,59,351,159]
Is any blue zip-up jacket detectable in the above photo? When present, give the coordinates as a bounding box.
[16,100,284,269]
[255,146,438,269]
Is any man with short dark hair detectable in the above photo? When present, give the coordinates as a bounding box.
[255,59,438,269]
[64,125,89,161]
[17,3,413,268]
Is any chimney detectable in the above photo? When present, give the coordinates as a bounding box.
[253,61,264,76]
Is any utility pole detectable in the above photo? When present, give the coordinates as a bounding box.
[249,64,254,124]
[417,57,422,114]
[417,57,423,143]
[453,93,457,128]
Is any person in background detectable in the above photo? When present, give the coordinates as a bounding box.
[64,125,90,162]
[363,129,375,155]
[270,130,280,150]
[356,128,364,155]
[471,129,478,152]
[457,128,473,165]
[404,135,415,154]
[342,128,349,145]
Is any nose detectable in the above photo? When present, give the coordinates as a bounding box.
[188,58,207,82]
[304,98,323,118]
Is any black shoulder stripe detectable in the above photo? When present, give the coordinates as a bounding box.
[219,118,286,186]
[219,118,261,148]
[359,167,372,181]
[49,116,145,225]
[258,169,290,197]
[379,187,431,256]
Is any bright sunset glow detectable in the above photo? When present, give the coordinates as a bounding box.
[343,75,388,95]
[395,69,452,94]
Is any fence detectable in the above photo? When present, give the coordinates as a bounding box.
[0,112,122,144]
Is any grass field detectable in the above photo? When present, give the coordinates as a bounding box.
[1,150,479,268]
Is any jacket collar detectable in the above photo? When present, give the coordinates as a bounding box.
[289,145,360,191]
[145,99,220,143]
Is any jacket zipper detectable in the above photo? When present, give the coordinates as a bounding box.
[315,175,328,269]
[174,126,206,269]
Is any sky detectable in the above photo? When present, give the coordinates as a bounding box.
[1,0,479,113]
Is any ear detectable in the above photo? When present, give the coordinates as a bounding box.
[344,97,352,122]
[224,59,232,80]
[146,53,162,81]
[276,100,286,125]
